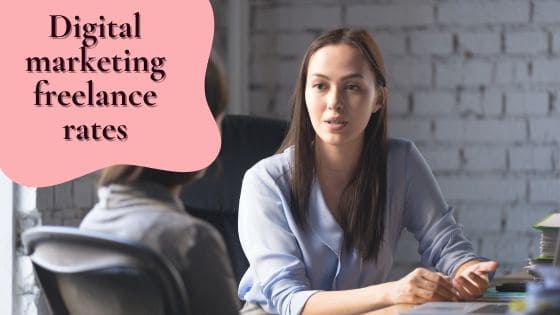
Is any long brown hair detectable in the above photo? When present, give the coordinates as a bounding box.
[278,27,389,262]
[99,53,228,188]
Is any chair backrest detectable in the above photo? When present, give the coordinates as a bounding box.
[22,226,190,315]
[181,114,288,282]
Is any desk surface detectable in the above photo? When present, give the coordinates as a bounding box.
[363,304,416,315]
[339,274,529,315]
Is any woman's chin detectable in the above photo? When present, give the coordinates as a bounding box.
[317,135,349,147]
[316,132,364,149]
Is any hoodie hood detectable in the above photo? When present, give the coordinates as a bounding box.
[80,181,186,235]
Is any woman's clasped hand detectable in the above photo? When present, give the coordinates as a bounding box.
[386,268,459,304]
[387,260,499,304]
[452,260,498,300]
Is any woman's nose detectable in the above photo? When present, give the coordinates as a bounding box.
[326,88,343,111]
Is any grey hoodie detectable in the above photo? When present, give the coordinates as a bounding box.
[81,181,240,315]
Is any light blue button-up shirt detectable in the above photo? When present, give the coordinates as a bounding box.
[238,138,482,315]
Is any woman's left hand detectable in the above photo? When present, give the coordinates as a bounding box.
[452,260,499,301]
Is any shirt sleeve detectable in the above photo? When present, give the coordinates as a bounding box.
[403,141,484,276]
[238,166,319,315]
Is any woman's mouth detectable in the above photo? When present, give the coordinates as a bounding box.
[324,118,347,131]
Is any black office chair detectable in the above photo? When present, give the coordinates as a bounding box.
[22,226,190,315]
[181,115,288,283]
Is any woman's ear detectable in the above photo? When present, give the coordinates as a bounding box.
[372,86,388,113]
[378,87,388,107]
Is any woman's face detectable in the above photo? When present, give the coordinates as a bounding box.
[305,44,381,149]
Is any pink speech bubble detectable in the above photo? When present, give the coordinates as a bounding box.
[0,0,219,187]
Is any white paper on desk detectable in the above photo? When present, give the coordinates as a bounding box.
[400,302,507,315]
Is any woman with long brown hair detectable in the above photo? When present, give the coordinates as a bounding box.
[237,28,498,315]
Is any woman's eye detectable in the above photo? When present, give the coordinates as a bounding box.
[346,84,360,91]
[313,83,325,90]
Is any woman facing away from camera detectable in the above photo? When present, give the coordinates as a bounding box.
[237,27,499,315]
[80,55,240,315]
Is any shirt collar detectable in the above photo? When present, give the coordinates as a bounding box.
[308,176,344,257]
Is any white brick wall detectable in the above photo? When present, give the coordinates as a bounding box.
[495,60,531,85]
[255,6,342,31]
[247,0,560,277]
[505,92,549,116]
[386,58,432,88]
[435,60,493,87]
[438,1,529,25]
[530,179,560,202]
[455,206,502,234]
[252,33,315,57]
[509,146,554,171]
[373,32,407,55]
[387,92,409,115]
[251,57,299,88]
[413,91,455,115]
[434,120,526,143]
[458,32,501,55]
[479,235,533,264]
[410,32,453,55]
[463,146,507,171]
[530,118,560,142]
[533,0,560,23]
[277,33,315,57]
[390,119,432,142]
[553,33,560,54]
[439,177,525,202]
[458,90,502,117]
[505,206,556,232]
[346,4,434,28]
[532,59,560,83]
[505,31,548,55]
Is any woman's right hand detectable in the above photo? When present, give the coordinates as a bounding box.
[385,268,459,304]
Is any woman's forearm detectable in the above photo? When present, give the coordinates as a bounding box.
[301,282,395,315]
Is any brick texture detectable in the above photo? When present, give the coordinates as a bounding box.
[458,32,501,55]
[346,4,434,28]
[506,92,549,116]
[436,60,493,87]
[438,1,529,25]
[247,0,560,278]
[413,91,455,115]
[533,0,560,23]
[463,146,507,171]
[505,31,548,55]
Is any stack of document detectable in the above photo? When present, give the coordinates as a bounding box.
[527,213,560,272]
